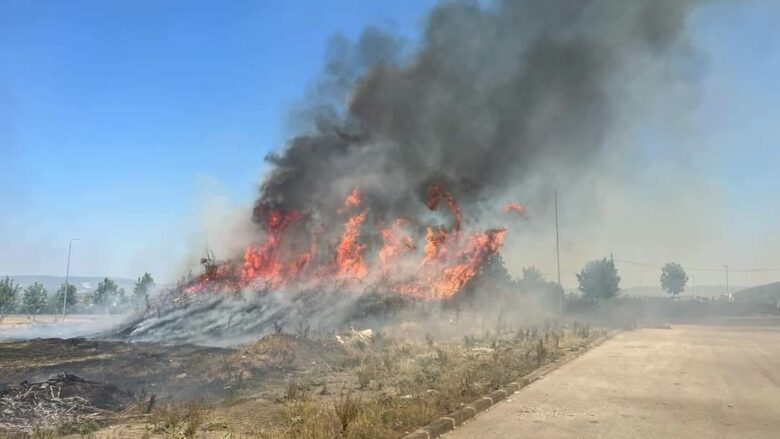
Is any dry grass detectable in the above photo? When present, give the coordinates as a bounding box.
[207,320,604,438]
[63,319,603,439]
[148,401,204,438]
[333,389,360,435]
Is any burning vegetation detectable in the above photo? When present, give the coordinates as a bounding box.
[174,0,704,305]
[184,186,514,301]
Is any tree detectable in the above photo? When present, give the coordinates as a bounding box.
[133,273,155,302]
[660,262,688,296]
[22,282,48,315]
[521,266,547,289]
[0,277,20,315]
[518,266,561,310]
[93,278,119,307]
[576,257,621,300]
[52,283,78,313]
[459,252,514,302]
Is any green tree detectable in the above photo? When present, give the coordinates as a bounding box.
[51,283,78,313]
[133,273,155,302]
[0,277,20,315]
[93,278,119,307]
[22,282,48,315]
[576,258,621,300]
[660,262,688,296]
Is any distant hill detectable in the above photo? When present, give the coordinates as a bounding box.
[734,282,780,304]
[2,275,136,296]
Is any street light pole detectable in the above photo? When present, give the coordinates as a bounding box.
[555,189,563,315]
[62,238,80,318]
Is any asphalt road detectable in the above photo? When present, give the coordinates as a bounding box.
[444,317,780,439]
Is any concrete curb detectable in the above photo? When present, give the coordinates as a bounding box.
[401,331,617,439]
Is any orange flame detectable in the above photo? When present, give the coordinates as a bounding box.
[241,208,305,287]
[335,209,368,278]
[379,218,415,266]
[185,188,513,300]
[426,184,462,231]
[344,188,362,207]
[502,202,527,219]
[422,226,448,265]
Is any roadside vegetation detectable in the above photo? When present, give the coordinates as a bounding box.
[126,320,603,439]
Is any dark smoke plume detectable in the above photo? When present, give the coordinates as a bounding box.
[254,0,703,231]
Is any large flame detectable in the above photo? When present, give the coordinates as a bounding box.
[184,186,514,300]
[335,209,369,278]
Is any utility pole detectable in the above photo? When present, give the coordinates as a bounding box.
[691,274,696,297]
[62,238,80,318]
[555,189,563,315]
[723,264,730,298]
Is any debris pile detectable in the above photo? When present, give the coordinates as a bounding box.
[0,373,131,433]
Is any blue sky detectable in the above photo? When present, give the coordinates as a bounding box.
[1,1,779,286]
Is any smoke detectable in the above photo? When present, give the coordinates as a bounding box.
[251,0,706,248]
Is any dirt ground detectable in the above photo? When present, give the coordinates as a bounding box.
[444,316,780,439]
[0,314,602,438]
[0,338,231,401]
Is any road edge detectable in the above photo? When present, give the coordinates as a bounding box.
[401,331,618,439]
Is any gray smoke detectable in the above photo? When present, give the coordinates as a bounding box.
[254,0,704,236]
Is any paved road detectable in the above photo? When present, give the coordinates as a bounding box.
[445,318,780,439]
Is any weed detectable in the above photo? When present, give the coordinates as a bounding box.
[320,380,330,395]
[273,319,286,335]
[149,401,204,438]
[285,377,307,401]
[356,367,372,389]
[435,347,450,366]
[536,338,547,367]
[146,393,157,414]
[295,319,312,338]
[334,389,360,435]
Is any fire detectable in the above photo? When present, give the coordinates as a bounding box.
[436,229,506,296]
[379,219,415,266]
[427,184,462,231]
[344,188,361,207]
[335,209,369,278]
[183,184,514,300]
[503,202,527,219]
[241,208,305,287]
[422,226,448,265]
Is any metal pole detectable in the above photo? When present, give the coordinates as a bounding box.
[555,189,563,314]
[724,264,729,297]
[62,238,80,317]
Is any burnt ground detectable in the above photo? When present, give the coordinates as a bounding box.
[0,338,231,402]
[0,290,606,438]
[0,332,359,435]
